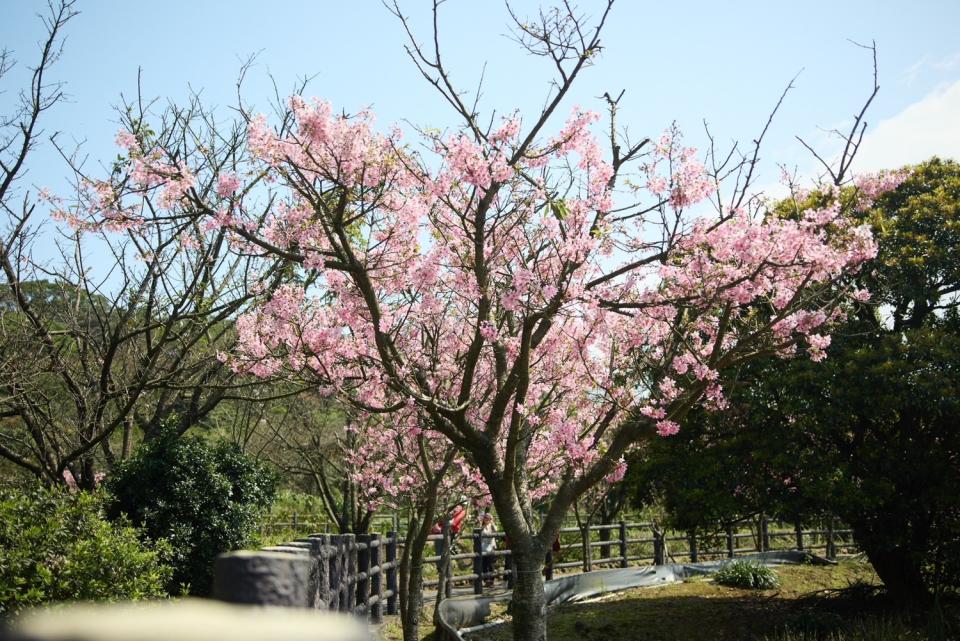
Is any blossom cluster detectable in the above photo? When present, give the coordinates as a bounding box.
[72,96,900,510]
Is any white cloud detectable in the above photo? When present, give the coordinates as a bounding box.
[902,53,960,86]
[853,80,960,173]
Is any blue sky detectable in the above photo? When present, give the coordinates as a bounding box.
[3,0,959,207]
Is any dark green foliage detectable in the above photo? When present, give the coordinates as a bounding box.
[0,486,171,616]
[715,560,781,589]
[630,159,960,603]
[106,430,277,596]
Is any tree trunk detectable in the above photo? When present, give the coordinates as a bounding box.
[848,511,933,605]
[399,514,428,641]
[510,543,548,641]
[78,455,97,491]
[580,524,592,572]
[121,418,133,459]
[398,517,414,639]
[400,543,426,641]
[860,540,931,605]
[432,520,452,633]
[400,498,439,641]
[597,526,611,561]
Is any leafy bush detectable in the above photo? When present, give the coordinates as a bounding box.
[106,431,277,596]
[0,486,171,616]
[715,559,781,589]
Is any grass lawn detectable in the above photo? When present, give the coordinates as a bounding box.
[380,560,953,640]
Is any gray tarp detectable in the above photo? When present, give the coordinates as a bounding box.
[436,550,835,641]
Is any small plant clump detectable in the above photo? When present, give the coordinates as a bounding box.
[714,559,781,589]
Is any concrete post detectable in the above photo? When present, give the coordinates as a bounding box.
[213,551,310,607]
[369,533,382,624]
[328,535,344,611]
[385,531,399,615]
[344,534,357,612]
[356,535,370,618]
[306,534,331,608]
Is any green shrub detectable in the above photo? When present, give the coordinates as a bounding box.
[106,431,277,596]
[714,559,781,589]
[0,486,171,616]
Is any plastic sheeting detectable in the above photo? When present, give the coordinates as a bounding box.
[436,550,834,641]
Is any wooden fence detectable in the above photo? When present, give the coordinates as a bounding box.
[423,515,855,598]
[225,516,855,623]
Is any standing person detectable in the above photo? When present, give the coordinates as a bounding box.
[431,500,469,571]
[481,512,497,587]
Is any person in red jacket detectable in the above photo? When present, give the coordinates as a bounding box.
[431,501,469,571]
[430,503,468,536]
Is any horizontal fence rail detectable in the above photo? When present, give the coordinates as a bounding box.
[216,515,856,624]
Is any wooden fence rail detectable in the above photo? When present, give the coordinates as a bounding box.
[216,515,856,624]
[416,515,856,596]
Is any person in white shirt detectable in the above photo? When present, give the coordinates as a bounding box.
[480,512,497,587]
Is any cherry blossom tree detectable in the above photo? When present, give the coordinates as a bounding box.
[72,3,897,639]
[346,408,484,641]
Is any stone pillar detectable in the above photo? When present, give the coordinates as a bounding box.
[213,550,311,607]
[344,534,357,612]
[305,534,331,608]
[356,534,370,618]
[385,532,399,615]
[369,533,382,624]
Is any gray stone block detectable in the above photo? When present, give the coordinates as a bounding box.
[213,550,311,607]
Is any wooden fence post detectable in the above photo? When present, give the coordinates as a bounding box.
[472,528,483,595]
[759,514,770,552]
[653,527,665,566]
[726,523,735,558]
[826,517,836,560]
[385,531,399,616]
[795,521,804,551]
[356,534,370,617]
[688,531,698,563]
[369,533,382,624]
[619,521,628,568]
